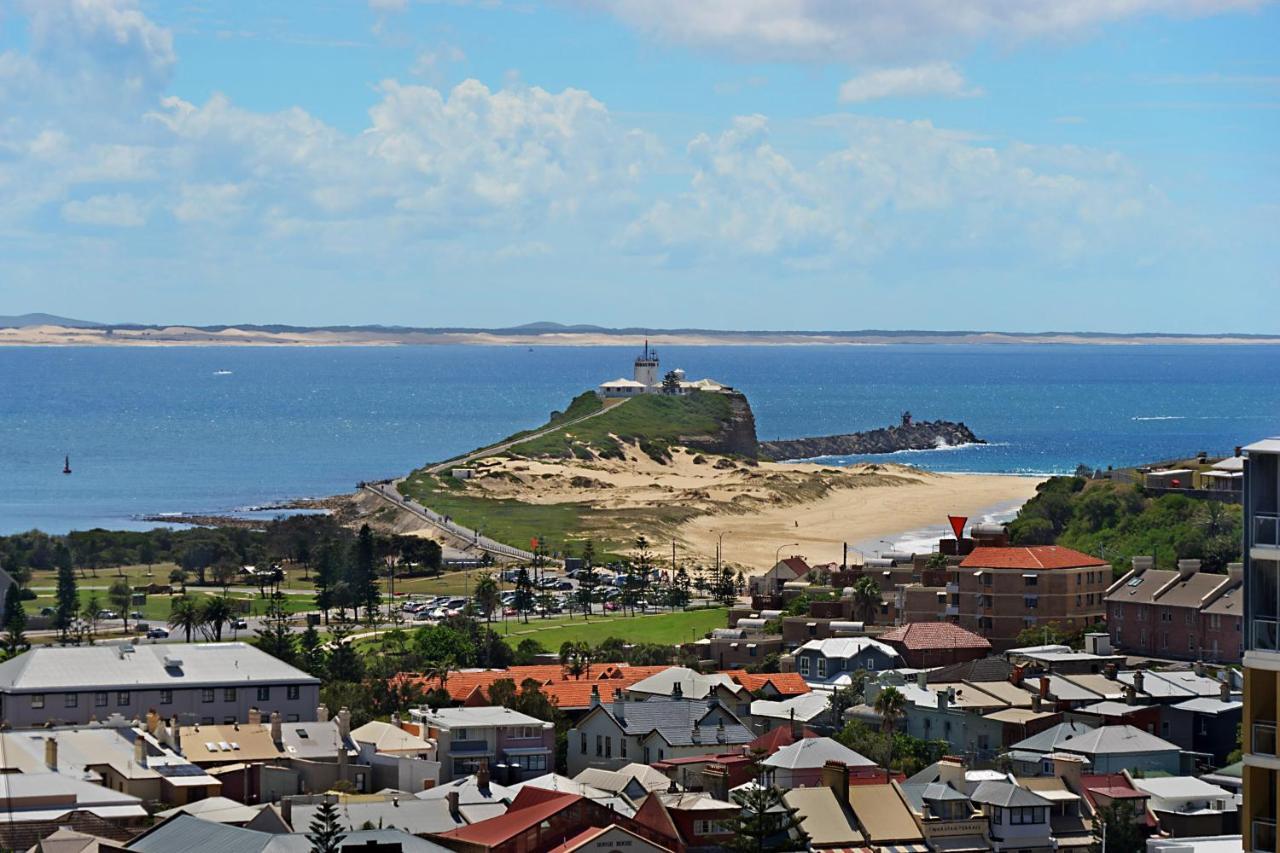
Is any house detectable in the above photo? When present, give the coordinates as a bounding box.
[411,706,555,784]
[545,824,674,853]
[1011,723,1183,775]
[750,692,833,735]
[969,780,1054,853]
[1106,558,1242,661]
[1164,695,1243,767]
[349,717,441,794]
[721,671,811,700]
[690,631,785,670]
[897,779,989,853]
[782,785,867,849]
[573,764,672,805]
[749,556,812,596]
[127,812,452,852]
[415,769,515,824]
[397,664,670,716]
[566,693,753,776]
[880,623,992,668]
[0,773,149,849]
[792,637,901,684]
[289,792,473,837]
[0,643,320,728]
[624,668,753,719]
[154,796,272,826]
[845,783,927,850]
[654,790,739,849]
[1132,776,1239,838]
[761,737,875,789]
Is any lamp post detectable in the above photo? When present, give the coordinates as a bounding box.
[878,539,895,556]
[775,542,799,566]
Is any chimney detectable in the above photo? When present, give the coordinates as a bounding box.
[1131,556,1154,575]
[716,718,726,744]
[1104,663,1118,681]
[821,760,849,804]
[937,757,965,789]
[391,712,402,730]
[146,710,159,734]
[938,688,949,712]
[170,716,181,753]
[1032,694,1042,713]
[317,705,330,723]
[280,797,293,828]
[476,760,491,793]
[1125,684,1137,706]
[1228,563,1244,584]
[44,737,57,771]
[270,711,282,745]
[1221,680,1232,702]
[1052,753,1085,790]
[1039,675,1050,699]
[1177,559,1200,580]
[247,707,262,726]
[1010,665,1024,686]
[1235,446,1243,457]
[612,689,626,722]
[789,708,802,740]
[916,671,927,689]
[1193,661,1205,678]
[692,726,702,744]
[672,682,683,699]
[1132,671,1145,696]
[446,790,460,820]
[337,707,351,739]
[589,685,601,708]
[134,734,147,765]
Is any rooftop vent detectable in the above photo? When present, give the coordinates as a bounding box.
[163,656,183,668]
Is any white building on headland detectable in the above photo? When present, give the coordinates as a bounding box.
[596,342,732,398]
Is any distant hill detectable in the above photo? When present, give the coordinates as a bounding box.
[0,313,102,328]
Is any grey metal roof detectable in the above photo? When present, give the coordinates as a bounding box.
[1010,722,1097,754]
[129,814,452,853]
[970,780,1052,809]
[1012,722,1178,757]
[763,737,875,770]
[599,697,753,746]
[0,643,319,693]
[291,798,465,835]
[899,782,971,814]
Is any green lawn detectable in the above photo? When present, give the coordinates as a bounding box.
[493,607,727,649]
[23,587,317,624]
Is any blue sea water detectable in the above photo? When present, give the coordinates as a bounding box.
[1,344,1278,534]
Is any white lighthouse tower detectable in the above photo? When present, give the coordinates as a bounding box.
[633,340,659,389]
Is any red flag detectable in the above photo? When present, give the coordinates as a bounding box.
[948,515,967,540]
[530,537,539,549]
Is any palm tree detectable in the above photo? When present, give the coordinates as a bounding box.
[472,572,500,623]
[559,641,593,680]
[851,576,881,624]
[200,596,235,641]
[168,596,204,642]
[874,686,908,780]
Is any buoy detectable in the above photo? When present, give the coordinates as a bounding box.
[63,455,72,475]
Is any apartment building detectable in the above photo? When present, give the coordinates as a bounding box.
[1242,436,1280,853]
[901,546,1110,651]
[411,706,555,783]
[1105,558,1243,662]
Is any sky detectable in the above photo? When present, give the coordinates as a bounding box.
[0,1,1277,332]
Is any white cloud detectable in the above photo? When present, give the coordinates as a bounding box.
[61,193,146,227]
[21,0,174,89]
[595,0,1266,62]
[839,62,981,103]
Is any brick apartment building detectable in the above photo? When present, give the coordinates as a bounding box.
[901,545,1110,651]
[1105,557,1243,662]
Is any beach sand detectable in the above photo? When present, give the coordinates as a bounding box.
[677,471,1044,569]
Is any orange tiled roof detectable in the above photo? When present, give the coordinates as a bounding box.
[959,545,1107,571]
[879,623,992,651]
[722,671,812,697]
[397,664,671,709]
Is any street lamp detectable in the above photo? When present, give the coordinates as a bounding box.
[775,542,799,565]
[878,539,895,555]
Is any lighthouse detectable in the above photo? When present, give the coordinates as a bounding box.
[633,340,659,389]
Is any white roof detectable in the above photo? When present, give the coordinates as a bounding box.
[574,763,672,795]
[763,737,875,770]
[0,642,318,692]
[156,796,268,823]
[1132,776,1235,801]
[1147,836,1244,852]
[627,667,742,700]
[350,720,433,753]
[1245,437,1280,454]
[599,378,646,388]
[413,705,552,730]
[1172,697,1242,714]
[798,637,897,660]
[751,692,830,722]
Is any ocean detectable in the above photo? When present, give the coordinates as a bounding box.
[2,344,1278,534]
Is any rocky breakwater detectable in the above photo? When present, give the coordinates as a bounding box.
[759,419,983,461]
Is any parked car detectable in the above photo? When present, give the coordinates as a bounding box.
[97,610,119,620]
[147,627,169,639]
[233,618,248,629]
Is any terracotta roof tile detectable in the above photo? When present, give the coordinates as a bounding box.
[437,788,580,846]
[722,671,812,696]
[397,664,671,710]
[880,623,992,651]
[960,546,1107,571]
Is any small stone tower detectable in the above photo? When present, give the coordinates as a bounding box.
[633,340,659,388]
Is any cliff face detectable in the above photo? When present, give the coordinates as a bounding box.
[679,391,759,458]
[759,419,983,461]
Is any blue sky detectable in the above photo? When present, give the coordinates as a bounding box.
[0,0,1276,332]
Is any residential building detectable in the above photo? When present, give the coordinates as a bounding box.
[879,622,992,668]
[792,637,901,684]
[1010,723,1183,775]
[897,777,989,853]
[690,630,784,669]
[782,785,867,849]
[920,545,1110,651]
[411,706,555,783]
[127,812,451,853]
[761,737,875,789]
[544,824,674,853]
[969,780,1054,853]
[0,642,320,728]
[398,664,670,716]
[845,783,927,851]
[1242,435,1280,853]
[1106,558,1243,662]
[0,773,148,850]
[750,692,833,735]
[624,667,753,719]
[415,770,515,824]
[1164,695,1243,767]
[749,556,812,596]
[565,693,753,776]
[1132,776,1239,838]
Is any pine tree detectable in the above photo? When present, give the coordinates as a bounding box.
[299,624,328,677]
[354,525,380,624]
[54,553,79,642]
[513,567,535,624]
[254,591,298,666]
[2,583,29,658]
[725,761,809,853]
[306,798,347,853]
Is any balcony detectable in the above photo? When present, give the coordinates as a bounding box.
[450,739,493,755]
[1257,514,1280,548]
[1254,818,1277,853]
[945,582,959,594]
[1254,721,1278,757]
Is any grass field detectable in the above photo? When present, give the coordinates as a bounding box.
[492,607,726,649]
[22,586,318,623]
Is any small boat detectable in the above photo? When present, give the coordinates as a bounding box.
[63,455,72,475]
[213,370,233,376]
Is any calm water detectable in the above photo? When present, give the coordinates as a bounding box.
[2,345,1278,533]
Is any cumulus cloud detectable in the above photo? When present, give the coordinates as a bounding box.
[595,0,1266,62]
[839,62,981,102]
[61,193,147,227]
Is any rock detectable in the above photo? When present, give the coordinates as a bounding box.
[759,420,984,461]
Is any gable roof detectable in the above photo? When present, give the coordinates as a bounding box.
[779,556,811,576]
[1203,583,1242,616]
[763,737,875,770]
[751,692,831,723]
[960,546,1107,571]
[846,784,923,843]
[1105,570,1179,604]
[782,787,865,847]
[970,780,1053,808]
[626,668,746,700]
[925,657,1014,684]
[880,623,992,651]
[721,670,811,697]
[398,663,670,710]
[748,725,820,753]
[435,788,581,847]
[546,824,673,853]
[588,697,753,747]
[797,637,898,660]
[349,720,433,753]
[1155,573,1235,609]
[1014,722,1178,756]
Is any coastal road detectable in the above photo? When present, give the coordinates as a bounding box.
[364,396,631,562]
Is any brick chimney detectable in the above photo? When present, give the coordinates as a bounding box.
[446,790,460,820]
[789,708,802,740]
[1039,675,1050,699]
[317,705,330,723]
[391,712,402,730]
[612,689,626,722]
[1177,559,1200,580]
[477,760,491,795]
[247,707,262,726]
[1131,556,1154,575]
[672,681,683,699]
[822,760,849,804]
[44,737,57,771]
[1010,665,1024,686]
[337,707,351,739]
[134,734,147,765]
[270,711,282,745]
[1132,671,1145,696]
[589,685,601,708]
[1221,680,1232,702]
[1052,753,1085,790]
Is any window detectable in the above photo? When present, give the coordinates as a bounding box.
[287,714,300,723]
[1210,614,1222,628]
[1076,595,1081,607]
[1024,596,1039,610]
[223,688,236,702]
[117,691,130,706]
[201,689,215,703]
[160,689,173,705]
[816,659,827,678]
[1025,575,1038,587]
[287,685,300,700]
[580,733,587,754]
[1076,573,1081,586]
[798,656,810,676]
[1010,806,1044,825]
[605,736,612,758]
[257,687,270,701]
[201,716,214,725]
[64,693,78,708]
[223,715,236,724]
[455,729,468,739]
[621,738,627,758]
[1186,611,1194,625]
[95,692,108,707]
[1189,637,1196,653]
[30,695,44,709]
[596,735,602,757]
